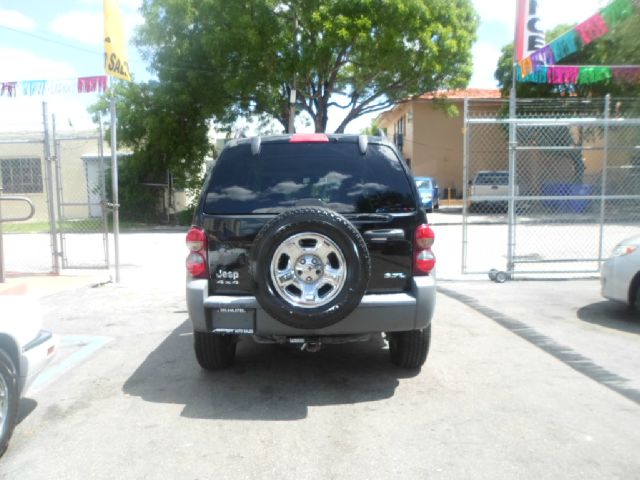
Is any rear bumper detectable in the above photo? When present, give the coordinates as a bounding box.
[186,277,436,336]
[19,330,57,396]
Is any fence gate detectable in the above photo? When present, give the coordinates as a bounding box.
[463,96,640,278]
[54,133,110,269]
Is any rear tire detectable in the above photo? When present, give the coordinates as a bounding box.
[387,325,431,369]
[194,332,237,370]
[0,349,19,458]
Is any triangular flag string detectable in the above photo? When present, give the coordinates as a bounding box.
[0,76,109,97]
[518,65,640,85]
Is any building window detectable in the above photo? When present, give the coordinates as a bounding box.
[0,158,43,193]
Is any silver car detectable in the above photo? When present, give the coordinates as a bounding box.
[601,234,640,310]
[0,296,57,456]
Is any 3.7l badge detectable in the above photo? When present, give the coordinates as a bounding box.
[384,272,406,279]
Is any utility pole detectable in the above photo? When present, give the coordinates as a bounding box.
[288,87,296,133]
[43,102,60,275]
[110,95,121,283]
[506,0,523,279]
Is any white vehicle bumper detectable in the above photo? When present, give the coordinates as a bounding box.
[601,256,633,305]
[19,330,58,396]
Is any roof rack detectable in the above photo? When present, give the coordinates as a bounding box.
[358,135,368,155]
[251,136,261,155]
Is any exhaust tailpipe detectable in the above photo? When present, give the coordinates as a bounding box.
[301,340,322,353]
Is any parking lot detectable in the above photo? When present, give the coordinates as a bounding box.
[1,231,639,479]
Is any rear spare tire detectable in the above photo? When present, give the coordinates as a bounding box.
[250,207,371,329]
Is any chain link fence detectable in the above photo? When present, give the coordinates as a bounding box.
[55,134,110,269]
[0,131,56,274]
[463,96,640,277]
[0,104,109,276]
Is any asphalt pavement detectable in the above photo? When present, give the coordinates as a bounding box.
[1,232,639,479]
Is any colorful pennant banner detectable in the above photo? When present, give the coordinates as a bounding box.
[518,0,636,84]
[0,76,108,98]
[518,65,640,85]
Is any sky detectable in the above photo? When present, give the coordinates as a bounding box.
[0,0,606,135]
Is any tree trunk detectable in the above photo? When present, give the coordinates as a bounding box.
[311,88,330,132]
[314,108,328,133]
[334,110,356,134]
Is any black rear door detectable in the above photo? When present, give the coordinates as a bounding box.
[201,138,420,295]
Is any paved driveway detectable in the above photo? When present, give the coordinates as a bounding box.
[1,232,639,479]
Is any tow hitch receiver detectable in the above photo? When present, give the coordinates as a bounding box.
[289,338,322,353]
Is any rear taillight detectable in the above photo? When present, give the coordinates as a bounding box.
[414,224,435,275]
[186,227,208,278]
[186,227,206,251]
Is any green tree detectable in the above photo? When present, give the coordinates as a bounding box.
[360,118,382,136]
[89,81,212,221]
[136,0,479,133]
[89,81,211,190]
[91,0,478,219]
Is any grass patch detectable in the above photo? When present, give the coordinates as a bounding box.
[2,219,104,234]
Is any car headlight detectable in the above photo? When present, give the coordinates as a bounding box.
[611,243,638,257]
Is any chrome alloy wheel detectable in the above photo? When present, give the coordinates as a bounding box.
[0,372,7,433]
[270,232,347,308]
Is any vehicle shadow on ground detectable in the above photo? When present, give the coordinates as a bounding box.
[577,301,640,333]
[123,320,419,421]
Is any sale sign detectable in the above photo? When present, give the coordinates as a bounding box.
[515,0,545,61]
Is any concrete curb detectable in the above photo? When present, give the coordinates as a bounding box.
[0,270,112,298]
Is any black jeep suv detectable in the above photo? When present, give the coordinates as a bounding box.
[186,133,436,369]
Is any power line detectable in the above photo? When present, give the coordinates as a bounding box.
[0,24,102,56]
[0,24,219,77]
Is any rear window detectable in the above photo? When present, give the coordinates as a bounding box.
[475,172,509,185]
[204,142,415,214]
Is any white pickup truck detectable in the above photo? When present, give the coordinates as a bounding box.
[468,170,514,212]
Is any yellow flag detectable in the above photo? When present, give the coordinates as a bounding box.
[104,0,132,81]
